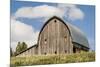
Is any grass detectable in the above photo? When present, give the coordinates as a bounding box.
[10,52,95,66]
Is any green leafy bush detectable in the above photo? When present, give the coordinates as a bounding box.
[10,52,95,66]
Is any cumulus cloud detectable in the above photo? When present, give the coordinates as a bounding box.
[57,4,84,21]
[11,18,39,51]
[15,5,64,18]
[14,4,84,21]
[68,7,84,21]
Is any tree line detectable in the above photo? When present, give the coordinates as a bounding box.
[10,42,28,57]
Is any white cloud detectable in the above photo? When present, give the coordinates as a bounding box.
[11,42,17,52]
[11,18,39,51]
[57,4,76,10]
[57,4,84,21]
[15,4,84,21]
[68,7,84,21]
[15,5,64,18]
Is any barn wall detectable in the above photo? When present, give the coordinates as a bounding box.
[73,42,89,53]
[16,46,38,57]
[38,18,73,55]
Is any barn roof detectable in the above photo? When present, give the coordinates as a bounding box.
[66,22,89,48]
[15,44,37,56]
[40,16,89,48]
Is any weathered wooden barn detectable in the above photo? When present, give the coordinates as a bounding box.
[16,16,89,57]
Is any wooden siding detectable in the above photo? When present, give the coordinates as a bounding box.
[16,46,38,57]
[38,18,73,55]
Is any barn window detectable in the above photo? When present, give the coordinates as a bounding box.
[44,52,46,55]
[64,36,67,38]
[73,47,76,53]
[64,36,67,41]
[54,20,57,23]
[44,39,47,44]
[65,50,67,53]
[45,39,47,41]
[55,51,57,54]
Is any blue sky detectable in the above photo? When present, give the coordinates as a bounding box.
[11,0,95,51]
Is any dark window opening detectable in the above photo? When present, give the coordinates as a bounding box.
[44,52,46,55]
[73,47,76,53]
[64,36,67,38]
[44,39,47,44]
[45,39,47,41]
[54,20,57,23]
[64,36,67,41]
[55,51,57,54]
[65,50,67,53]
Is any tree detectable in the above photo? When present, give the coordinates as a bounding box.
[16,42,21,54]
[10,47,13,57]
[15,42,28,54]
[21,42,27,51]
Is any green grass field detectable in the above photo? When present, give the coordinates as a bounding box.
[10,52,95,66]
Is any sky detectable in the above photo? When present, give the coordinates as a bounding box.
[10,0,95,51]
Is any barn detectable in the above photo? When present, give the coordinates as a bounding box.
[16,16,89,57]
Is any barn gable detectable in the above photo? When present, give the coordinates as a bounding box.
[38,16,73,55]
